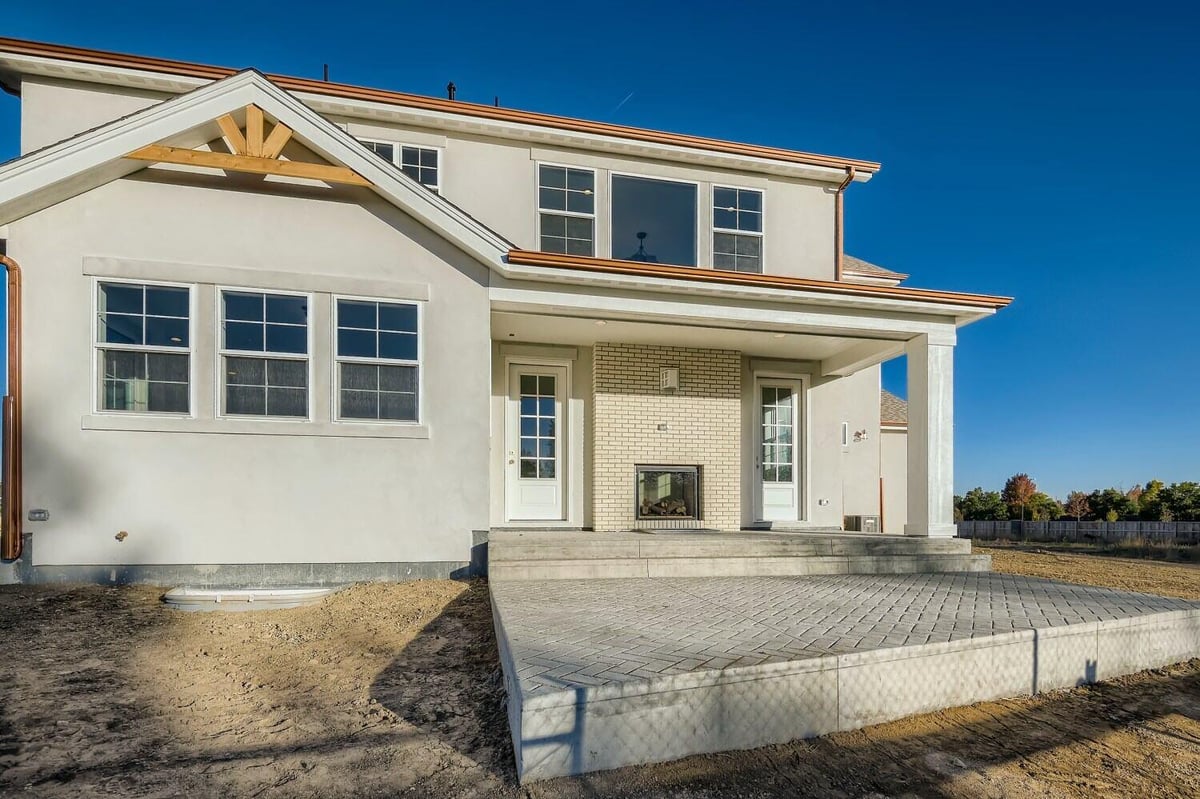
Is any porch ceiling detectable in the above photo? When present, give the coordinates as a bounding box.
[492,311,878,361]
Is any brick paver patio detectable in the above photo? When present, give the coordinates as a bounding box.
[492,573,1200,696]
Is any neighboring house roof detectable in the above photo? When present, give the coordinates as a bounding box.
[843,255,908,281]
[881,390,909,427]
[0,36,880,179]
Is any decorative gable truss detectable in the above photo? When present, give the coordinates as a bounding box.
[126,103,370,186]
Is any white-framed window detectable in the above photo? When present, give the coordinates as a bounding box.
[713,186,763,273]
[219,289,310,418]
[334,297,420,422]
[359,138,441,192]
[537,164,595,256]
[95,280,192,414]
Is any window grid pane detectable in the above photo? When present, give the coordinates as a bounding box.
[97,282,191,415]
[220,291,310,418]
[336,299,421,423]
[761,387,794,484]
[518,374,556,480]
[222,291,309,355]
[539,165,595,257]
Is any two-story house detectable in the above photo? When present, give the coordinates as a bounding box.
[0,38,1009,584]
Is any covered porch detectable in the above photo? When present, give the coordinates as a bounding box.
[488,269,977,537]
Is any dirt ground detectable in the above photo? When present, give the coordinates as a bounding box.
[980,544,1200,600]
[0,552,1196,798]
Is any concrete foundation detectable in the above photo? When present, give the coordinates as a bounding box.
[490,573,1200,781]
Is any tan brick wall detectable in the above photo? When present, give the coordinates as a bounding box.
[592,344,742,531]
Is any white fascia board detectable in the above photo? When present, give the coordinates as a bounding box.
[0,52,873,185]
[0,53,208,94]
[493,263,993,325]
[489,281,960,344]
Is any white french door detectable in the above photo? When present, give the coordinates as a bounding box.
[505,364,566,521]
[756,379,802,522]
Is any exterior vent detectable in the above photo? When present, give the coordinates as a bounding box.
[844,514,880,533]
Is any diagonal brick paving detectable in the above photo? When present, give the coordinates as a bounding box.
[491,573,1200,697]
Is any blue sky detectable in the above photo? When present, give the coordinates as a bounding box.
[1,1,1197,498]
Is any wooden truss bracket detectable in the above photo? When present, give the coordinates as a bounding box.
[126,104,370,187]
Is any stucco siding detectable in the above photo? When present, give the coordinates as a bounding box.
[881,427,909,534]
[8,172,492,567]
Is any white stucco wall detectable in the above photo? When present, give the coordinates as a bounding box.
[16,77,838,281]
[880,427,909,534]
[8,171,492,566]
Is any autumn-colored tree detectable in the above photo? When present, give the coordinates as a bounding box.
[1002,473,1037,521]
[1064,491,1091,521]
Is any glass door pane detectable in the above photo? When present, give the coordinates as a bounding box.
[518,374,556,479]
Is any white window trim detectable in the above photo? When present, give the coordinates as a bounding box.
[332,294,424,425]
[215,286,314,422]
[92,277,196,417]
[356,136,442,193]
[535,161,597,257]
[712,184,765,273]
[608,170,702,268]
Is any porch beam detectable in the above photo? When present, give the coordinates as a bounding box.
[904,334,956,538]
[820,340,905,377]
[490,285,960,343]
[125,144,371,186]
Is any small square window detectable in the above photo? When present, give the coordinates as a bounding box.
[336,298,421,423]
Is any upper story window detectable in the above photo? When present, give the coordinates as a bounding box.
[611,174,697,267]
[335,298,420,422]
[713,187,763,273]
[96,281,191,414]
[220,290,310,418]
[360,138,440,192]
[538,165,595,256]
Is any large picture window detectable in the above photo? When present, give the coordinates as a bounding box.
[220,290,310,418]
[611,174,697,267]
[96,281,191,414]
[335,298,420,422]
[713,187,763,273]
[538,165,595,256]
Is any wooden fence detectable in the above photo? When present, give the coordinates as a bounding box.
[957,520,1200,546]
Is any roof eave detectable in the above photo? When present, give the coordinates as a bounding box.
[0,37,881,180]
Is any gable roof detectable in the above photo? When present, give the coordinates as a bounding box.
[0,69,1010,317]
[0,69,514,267]
[0,37,879,180]
[881,390,909,426]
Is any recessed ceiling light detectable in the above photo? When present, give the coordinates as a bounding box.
[595,320,607,326]
[773,333,786,339]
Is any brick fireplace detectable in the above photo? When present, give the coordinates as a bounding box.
[591,344,741,531]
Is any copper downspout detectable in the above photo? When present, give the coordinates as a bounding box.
[833,166,856,281]
[1,255,21,561]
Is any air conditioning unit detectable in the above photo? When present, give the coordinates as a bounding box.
[844,515,880,533]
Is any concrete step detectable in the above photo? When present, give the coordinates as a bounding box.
[486,531,988,580]
[489,553,989,580]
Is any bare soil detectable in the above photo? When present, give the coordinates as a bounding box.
[981,544,1200,600]
[0,551,1196,798]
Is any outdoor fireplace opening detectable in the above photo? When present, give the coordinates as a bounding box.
[636,466,701,520]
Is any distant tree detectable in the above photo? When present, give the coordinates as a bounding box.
[1162,482,1200,522]
[1088,488,1137,521]
[1027,492,1063,521]
[958,487,1008,521]
[1002,473,1038,521]
[1138,480,1167,521]
[1064,491,1091,522]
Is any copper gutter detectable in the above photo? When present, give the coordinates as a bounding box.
[0,255,20,561]
[506,250,1013,309]
[0,37,882,175]
[833,167,856,281]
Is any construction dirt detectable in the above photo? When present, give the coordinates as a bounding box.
[0,551,1197,798]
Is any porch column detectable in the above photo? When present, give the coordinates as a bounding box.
[904,333,957,537]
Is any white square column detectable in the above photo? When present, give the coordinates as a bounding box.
[904,333,957,537]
